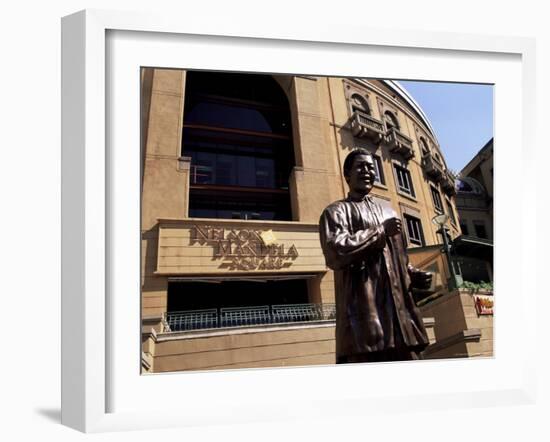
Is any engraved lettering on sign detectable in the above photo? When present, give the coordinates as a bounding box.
[191,225,300,270]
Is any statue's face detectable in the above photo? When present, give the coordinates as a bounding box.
[346,154,376,194]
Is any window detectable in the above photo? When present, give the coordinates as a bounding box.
[372,154,385,185]
[394,164,415,197]
[420,137,430,156]
[430,185,443,213]
[384,111,400,130]
[350,93,370,115]
[404,215,425,246]
[445,198,456,224]
[460,221,469,235]
[183,71,294,221]
[456,179,473,192]
[473,221,488,239]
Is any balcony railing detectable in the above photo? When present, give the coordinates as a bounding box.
[220,305,271,328]
[350,110,385,142]
[163,303,337,332]
[163,308,218,332]
[385,127,414,159]
[421,153,444,181]
[441,170,457,195]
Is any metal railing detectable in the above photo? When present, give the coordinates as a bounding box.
[163,303,336,332]
[441,170,457,195]
[164,309,218,332]
[386,127,414,159]
[220,305,270,328]
[272,303,335,323]
[350,110,385,140]
[422,153,444,181]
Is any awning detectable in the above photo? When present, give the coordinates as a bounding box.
[168,273,320,283]
[453,235,493,247]
[452,235,493,261]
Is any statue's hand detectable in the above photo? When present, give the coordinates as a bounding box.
[410,269,432,290]
[367,316,384,346]
[383,217,402,237]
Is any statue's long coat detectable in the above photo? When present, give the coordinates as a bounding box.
[319,194,429,359]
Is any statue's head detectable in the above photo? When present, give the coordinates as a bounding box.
[343,148,377,195]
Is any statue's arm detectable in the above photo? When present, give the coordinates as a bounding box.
[319,206,385,270]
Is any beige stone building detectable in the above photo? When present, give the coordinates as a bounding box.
[140,69,491,373]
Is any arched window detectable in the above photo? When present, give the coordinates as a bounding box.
[350,93,370,115]
[420,137,430,156]
[384,111,399,131]
[182,71,294,221]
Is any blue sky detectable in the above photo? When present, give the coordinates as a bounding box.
[397,80,494,173]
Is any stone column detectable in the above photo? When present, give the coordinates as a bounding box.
[141,69,188,230]
[287,76,337,223]
[141,69,188,321]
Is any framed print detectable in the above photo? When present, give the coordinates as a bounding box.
[61,9,537,433]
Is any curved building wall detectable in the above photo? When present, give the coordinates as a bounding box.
[327,78,459,245]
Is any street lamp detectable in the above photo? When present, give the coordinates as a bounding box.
[432,214,458,290]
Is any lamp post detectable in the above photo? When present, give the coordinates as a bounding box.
[432,214,458,290]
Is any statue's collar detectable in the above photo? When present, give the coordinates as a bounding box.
[347,191,373,203]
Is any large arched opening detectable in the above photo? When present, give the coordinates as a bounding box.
[182,71,295,221]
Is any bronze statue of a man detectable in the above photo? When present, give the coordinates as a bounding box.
[319,148,432,363]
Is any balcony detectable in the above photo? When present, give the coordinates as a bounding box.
[163,303,337,332]
[421,152,444,181]
[441,170,457,195]
[350,110,385,142]
[386,127,414,159]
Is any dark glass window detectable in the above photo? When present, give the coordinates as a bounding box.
[446,198,457,224]
[185,102,275,133]
[188,187,289,221]
[372,154,385,185]
[420,137,430,156]
[404,214,425,246]
[456,180,473,192]
[474,221,488,239]
[384,111,399,130]
[350,93,370,115]
[183,72,294,220]
[394,164,415,197]
[431,185,443,213]
[460,222,469,235]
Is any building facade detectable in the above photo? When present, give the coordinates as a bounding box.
[141,69,472,373]
[456,138,494,241]
[453,138,494,284]
[416,140,495,362]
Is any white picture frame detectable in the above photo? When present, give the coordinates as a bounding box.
[61,9,537,433]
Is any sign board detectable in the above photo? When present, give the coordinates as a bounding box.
[473,294,494,315]
[156,219,326,274]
